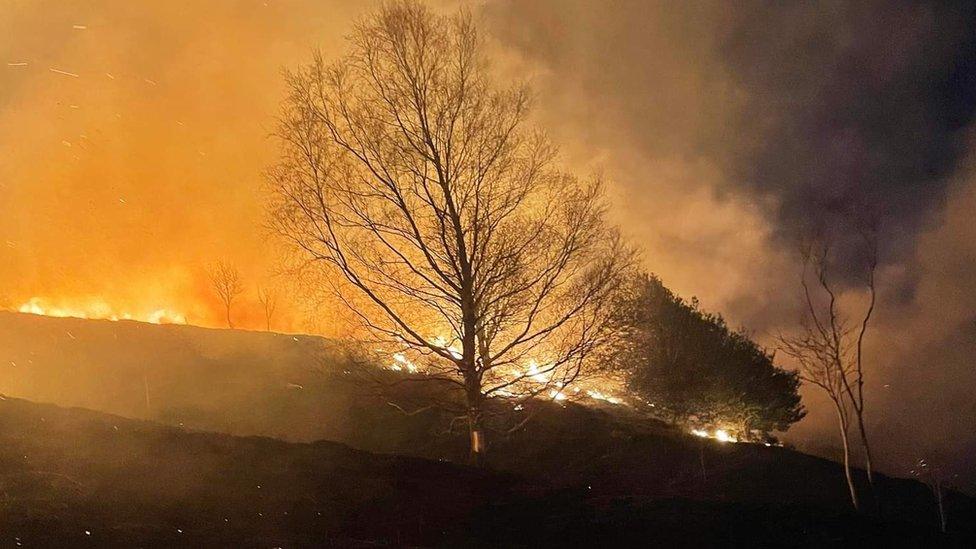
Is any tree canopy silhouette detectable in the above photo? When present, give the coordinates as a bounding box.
[609,273,805,438]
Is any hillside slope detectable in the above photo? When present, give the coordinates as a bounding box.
[1,311,973,541]
[0,397,963,547]
[0,397,513,547]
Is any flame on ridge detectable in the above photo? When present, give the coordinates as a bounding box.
[16,297,186,325]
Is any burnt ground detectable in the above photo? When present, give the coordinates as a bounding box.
[0,397,972,547]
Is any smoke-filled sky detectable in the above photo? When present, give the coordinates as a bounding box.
[2,0,975,488]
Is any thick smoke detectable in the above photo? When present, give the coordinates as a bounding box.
[718,1,976,249]
[1,0,975,490]
[484,0,976,490]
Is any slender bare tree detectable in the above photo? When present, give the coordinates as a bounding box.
[849,233,878,490]
[208,260,244,328]
[267,0,630,465]
[780,232,880,510]
[257,285,279,331]
[779,243,864,511]
[912,457,948,533]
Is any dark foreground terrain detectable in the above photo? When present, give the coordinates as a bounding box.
[0,397,968,547]
[1,312,974,546]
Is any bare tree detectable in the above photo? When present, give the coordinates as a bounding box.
[267,0,630,465]
[780,329,859,509]
[778,241,873,511]
[912,457,948,533]
[257,285,279,331]
[208,260,244,328]
[850,233,878,491]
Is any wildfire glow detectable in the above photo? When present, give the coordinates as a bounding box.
[714,429,736,443]
[586,389,623,405]
[431,336,463,359]
[691,427,739,443]
[379,340,625,408]
[525,360,550,383]
[548,389,568,401]
[15,297,186,325]
[388,352,419,373]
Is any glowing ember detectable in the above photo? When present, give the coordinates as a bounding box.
[376,339,625,410]
[586,389,623,405]
[524,360,551,383]
[431,336,462,359]
[691,427,739,443]
[388,352,418,373]
[549,389,568,401]
[714,429,736,443]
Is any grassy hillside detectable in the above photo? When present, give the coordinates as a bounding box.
[1,311,974,542]
[0,397,963,547]
[0,397,513,546]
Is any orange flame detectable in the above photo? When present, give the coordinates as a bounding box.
[16,297,186,325]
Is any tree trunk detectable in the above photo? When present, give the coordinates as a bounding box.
[935,479,947,533]
[836,408,860,511]
[841,433,859,512]
[469,417,486,467]
[225,304,233,328]
[459,271,483,466]
[855,413,874,484]
[143,369,151,416]
[465,379,486,467]
[854,412,880,514]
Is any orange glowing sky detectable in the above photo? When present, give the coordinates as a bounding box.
[3,0,976,488]
[0,0,788,334]
[0,0,378,332]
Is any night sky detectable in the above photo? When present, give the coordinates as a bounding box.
[2,0,976,490]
